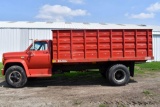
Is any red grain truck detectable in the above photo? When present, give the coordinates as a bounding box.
[1,29,153,88]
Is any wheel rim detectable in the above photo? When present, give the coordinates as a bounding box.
[114,69,126,83]
[9,71,22,84]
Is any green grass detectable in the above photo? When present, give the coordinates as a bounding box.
[99,103,107,107]
[135,62,160,74]
[142,90,153,96]
[0,63,3,77]
[52,71,101,80]
[73,100,82,105]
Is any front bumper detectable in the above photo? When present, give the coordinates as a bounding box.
[1,69,4,76]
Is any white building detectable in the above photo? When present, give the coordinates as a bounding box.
[0,21,160,61]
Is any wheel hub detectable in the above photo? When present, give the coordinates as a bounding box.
[9,71,22,83]
[114,69,126,83]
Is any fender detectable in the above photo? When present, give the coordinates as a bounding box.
[4,59,30,77]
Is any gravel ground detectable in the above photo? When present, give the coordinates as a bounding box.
[0,72,160,107]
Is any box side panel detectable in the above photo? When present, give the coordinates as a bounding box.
[52,29,153,63]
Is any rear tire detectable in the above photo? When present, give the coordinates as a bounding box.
[107,64,130,86]
[5,65,27,88]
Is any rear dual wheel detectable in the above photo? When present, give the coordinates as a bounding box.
[5,65,27,88]
[107,64,130,86]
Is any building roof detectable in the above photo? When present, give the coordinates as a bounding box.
[0,21,156,29]
[0,21,160,34]
[147,25,160,34]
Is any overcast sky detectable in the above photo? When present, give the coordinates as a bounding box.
[0,0,160,25]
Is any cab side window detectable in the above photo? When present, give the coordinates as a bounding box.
[39,43,48,50]
[30,41,48,51]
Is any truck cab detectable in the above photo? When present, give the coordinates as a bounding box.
[2,40,52,88]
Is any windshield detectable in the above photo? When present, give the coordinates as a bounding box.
[30,41,48,51]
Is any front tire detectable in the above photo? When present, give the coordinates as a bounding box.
[107,64,130,86]
[5,65,27,88]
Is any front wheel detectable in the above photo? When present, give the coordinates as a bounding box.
[5,65,27,88]
[107,64,130,86]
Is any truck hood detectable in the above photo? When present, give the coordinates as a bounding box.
[3,51,27,60]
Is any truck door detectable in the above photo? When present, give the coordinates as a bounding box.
[26,41,51,70]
